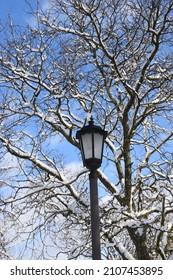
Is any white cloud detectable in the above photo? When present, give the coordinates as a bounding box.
[63,161,83,178]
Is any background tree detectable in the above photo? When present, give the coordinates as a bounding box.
[0,0,173,259]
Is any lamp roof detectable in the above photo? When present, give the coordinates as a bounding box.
[76,117,107,138]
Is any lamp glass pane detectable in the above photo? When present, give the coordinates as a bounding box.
[94,133,103,159]
[81,133,93,159]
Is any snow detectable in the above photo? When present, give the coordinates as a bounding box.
[86,112,92,121]
[106,237,135,260]
[136,227,144,236]
[23,102,31,107]
[97,170,119,194]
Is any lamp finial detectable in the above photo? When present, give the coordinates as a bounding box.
[88,116,94,126]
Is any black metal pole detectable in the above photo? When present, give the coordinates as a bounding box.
[89,170,101,260]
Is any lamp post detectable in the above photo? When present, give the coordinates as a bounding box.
[76,117,107,260]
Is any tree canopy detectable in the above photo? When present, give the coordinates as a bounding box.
[0,0,173,259]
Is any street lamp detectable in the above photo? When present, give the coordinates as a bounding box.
[76,117,107,260]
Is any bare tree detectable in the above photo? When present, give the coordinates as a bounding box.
[0,0,173,259]
[0,171,13,260]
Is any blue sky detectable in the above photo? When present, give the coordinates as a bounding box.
[0,0,45,24]
[1,0,29,23]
